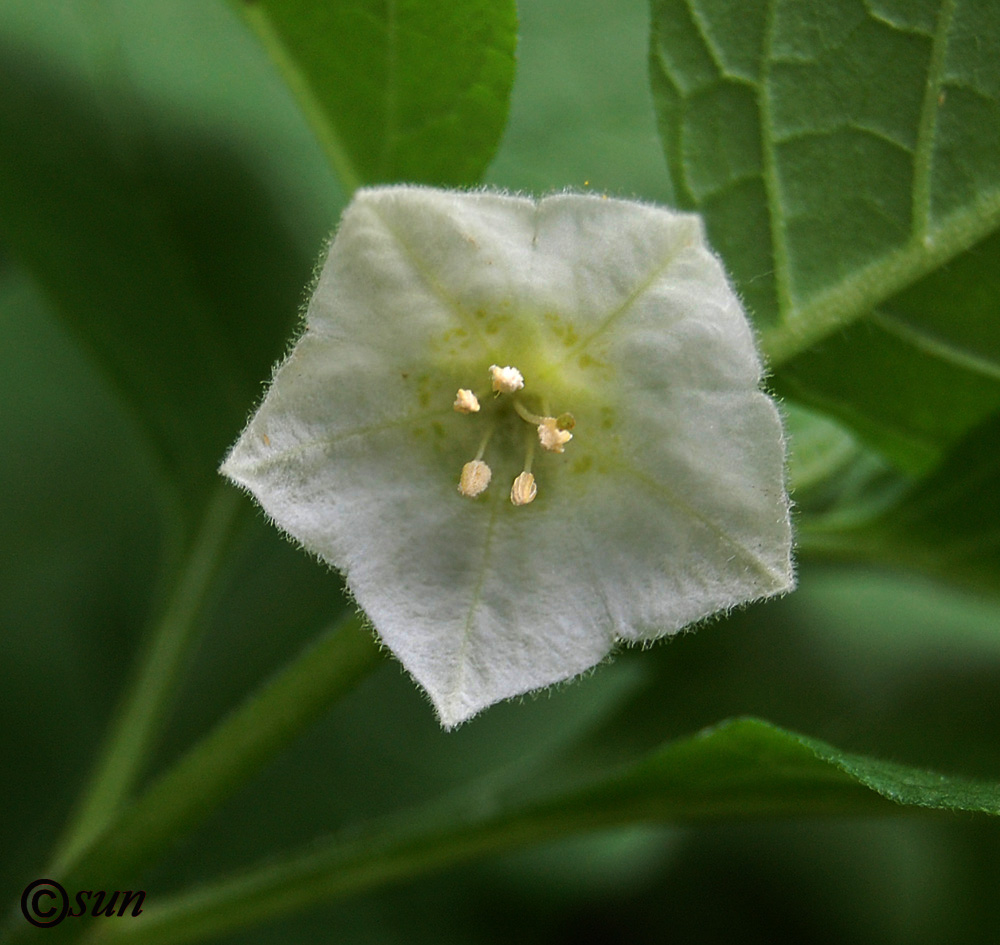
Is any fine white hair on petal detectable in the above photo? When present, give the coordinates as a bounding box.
[220,185,794,729]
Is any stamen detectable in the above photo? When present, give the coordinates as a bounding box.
[538,417,573,453]
[473,425,494,462]
[452,363,572,506]
[459,460,492,498]
[453,388,480,413]
[514,400,573,453]
[490,364,524,394]
[512,400,545,425]
[523,425,536,474]
[510,428,538,507]
[510,471,537,506]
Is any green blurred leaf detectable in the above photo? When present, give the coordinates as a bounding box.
[0,0,341,510]
[237,0,518,189]
[783,400,865,495]
[484,0,672,199]
[801,412,1000,594]
[649,0,1000,471]
[88,717,1000,945]
[0,261,164,895]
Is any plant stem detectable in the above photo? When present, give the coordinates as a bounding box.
[53,485,245,871]
[54,615,382,890]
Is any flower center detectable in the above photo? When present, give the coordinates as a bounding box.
[453,364,575,506]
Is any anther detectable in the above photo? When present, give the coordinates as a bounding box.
[510,471,537,506]
[538,417,573,453]
[453,388,480,413]
[459,460,492,498]
[489,364,524,394]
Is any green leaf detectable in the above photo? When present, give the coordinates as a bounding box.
[777,228,1000,473]
[236,0,518,189]
[649,0,1000,470]
[0,261,166,893]
[484,0,672,199]
[801,412,1000,594]
[0,0,341,509]
[87,717,1000,945]
[783,400,866,496]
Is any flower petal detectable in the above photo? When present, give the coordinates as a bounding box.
[221,186,793,728]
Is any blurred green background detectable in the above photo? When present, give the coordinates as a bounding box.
[2,0,1000,942]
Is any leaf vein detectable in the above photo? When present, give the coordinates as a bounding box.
[912,0,958,237]
[683,0,728,78]
[762,184,1000,365]
[870,308,1000,382]
[773,123,915,155]
[760,0,794,320]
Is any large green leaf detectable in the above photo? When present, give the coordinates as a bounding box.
[87,717,1000,945]
[649,0,1000,472]
[0,262,166,895]
[236,0,518,189]
[0,0,342,510]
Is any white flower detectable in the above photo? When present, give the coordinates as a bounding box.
[220,186,794,729]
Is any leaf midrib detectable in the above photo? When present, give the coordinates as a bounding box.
[759,0,794,319]
[912,0,957,237]
[762,184,1000,366]
[238,2,364,194]
[756,0,999,369]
